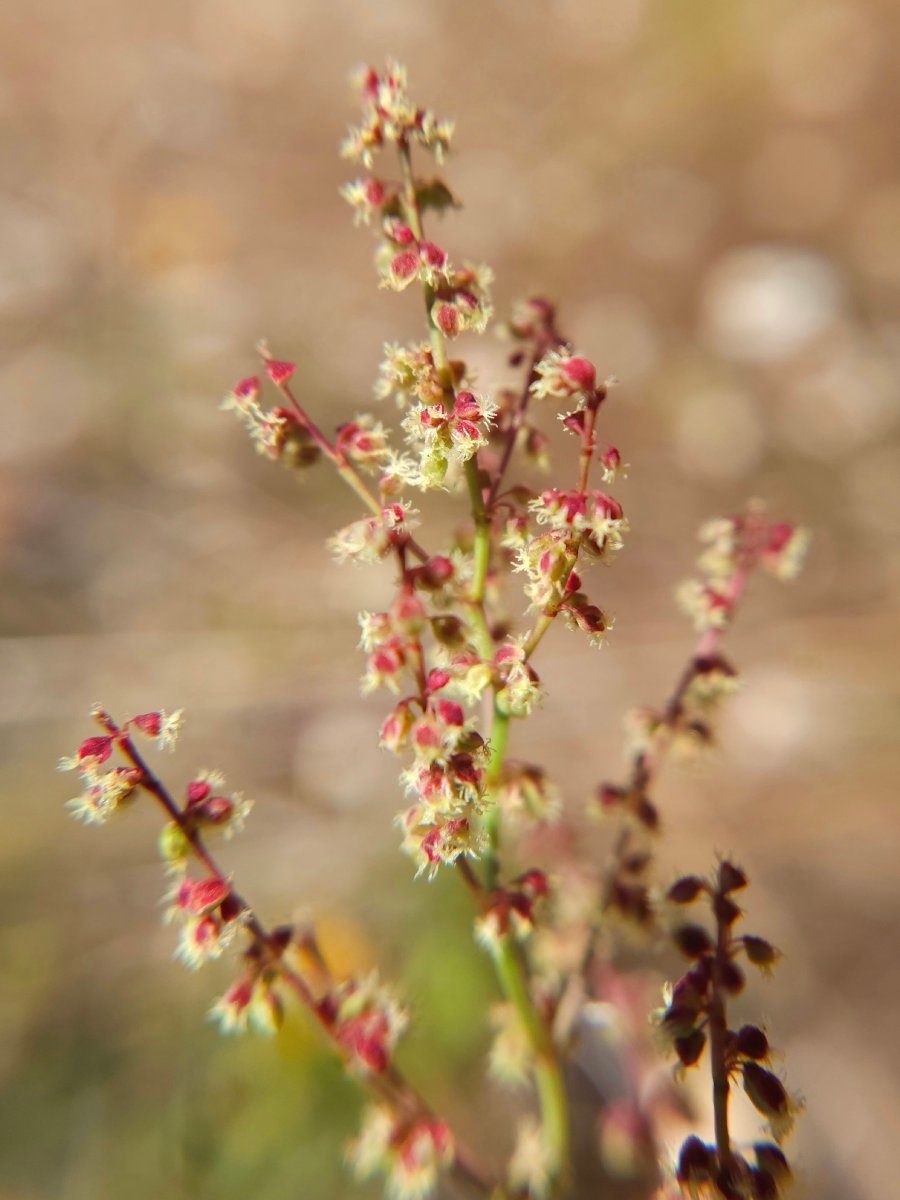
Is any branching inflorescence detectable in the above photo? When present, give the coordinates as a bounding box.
[61,62,810,1200]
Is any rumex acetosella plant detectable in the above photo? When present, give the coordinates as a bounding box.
[60,62,810,1200]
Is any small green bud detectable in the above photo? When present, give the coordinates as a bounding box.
[158,821,189,863]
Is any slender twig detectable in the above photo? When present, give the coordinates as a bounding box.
[486,350,540,510]
[573,560,753,1001]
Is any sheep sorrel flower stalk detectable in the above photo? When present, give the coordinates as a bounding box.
[61,60,809,1200]
[664,861,801,1199]
[59,706,491,1198]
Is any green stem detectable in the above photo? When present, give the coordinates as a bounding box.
[482,703,571,1192]
[482,703,510,888]
[494,936,570,1178]
[467,461,491,604]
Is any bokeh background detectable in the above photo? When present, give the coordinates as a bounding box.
[2,1,899,1197]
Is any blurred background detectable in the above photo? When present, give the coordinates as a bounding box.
[2,1,899,1197]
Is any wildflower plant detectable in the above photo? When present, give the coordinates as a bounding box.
[60,62,810,1200]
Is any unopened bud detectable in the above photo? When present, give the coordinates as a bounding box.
[265,359,296,387]
[743,936,780,970]
[742,1063,789,1121]
[719,960,746,995]
[676,1137,715,1184]
[673,924,713,959]
[667,875,707,904]
[675,1028,707,1067]
[561,356,596,392]
[159,822,190,863]
[733,1024,770,1062]
[754,1143,790,1183]
[718,860,748,893]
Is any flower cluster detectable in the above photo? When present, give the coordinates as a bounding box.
[375,342,447,407]
[329,502,418,565]
[349,1106,455,1200]
[221,375,320,466]
[677,511,809,634]
[166,875,244,969]
[59,707,182,824]
[400,388,497,489]
[209,973,284,1036]
[529,488,627,558]
[475,869,550,953]
[60,707,262,972]
[341,61,454,168]
[324,972,409,1076]
[357,590,493,875]
[530,350,601,403]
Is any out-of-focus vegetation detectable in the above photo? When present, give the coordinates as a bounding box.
[2,2,899,1197]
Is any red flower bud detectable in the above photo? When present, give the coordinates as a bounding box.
[436,699,465,727]
[561,411,586,436]
[197,795,235,825]
[78,736,114,764]
[233,376,261,400]
[130,713,162,736]
[517,869,549,898]
[561,356,596,392]
[419,241,447,268]
[390,250,420,282]
[186,780,212,805]
[418,556,454,588]
[433,303,460,337]
[364,179,386,207]
[178,877,231,915]
[265,359,296,386]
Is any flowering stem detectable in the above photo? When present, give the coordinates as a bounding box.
[398,138,492,629]
[521,541,583,661]
[572,559,754,1001]
[576,397,600,496]
[257,344,384,517]
[100,716,494,1196]
[399,130,571,1194]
